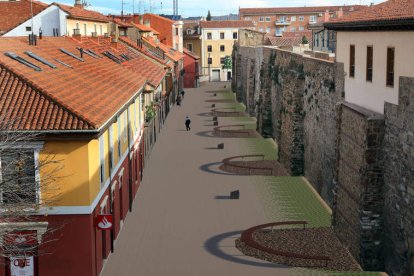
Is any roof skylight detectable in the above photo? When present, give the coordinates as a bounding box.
[4,52,42,71]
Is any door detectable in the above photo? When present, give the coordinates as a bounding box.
[211,69,220,82]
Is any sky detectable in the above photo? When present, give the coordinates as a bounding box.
[44,0,386,18]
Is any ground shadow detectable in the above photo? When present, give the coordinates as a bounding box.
[177,129,187,131]
[195,131,215,138]
[197,112,213,117]
[199,162,238,176]
[203,230,286,268]
[204,147,220,150]
[214,195,232,200]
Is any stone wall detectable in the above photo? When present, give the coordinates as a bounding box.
[238,29,265,47]
[333,102,385,270]
[239,46,344,200]
[383,77,414,276]
[232,44,414,275]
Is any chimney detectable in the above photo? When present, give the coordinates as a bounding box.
[324,10,330,22]
[111,37,118,49]
[337,7,344,18]
[144,20,150,27]
[74,0,83,8]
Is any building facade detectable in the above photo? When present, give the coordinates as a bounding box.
[239,5,363,37]
[183,48,200,88]
[0,34,167,276]
[200,20,254,82]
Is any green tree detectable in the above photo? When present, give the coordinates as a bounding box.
[206,10,212,21]
[222,56,232,70]
[302,35,308,44]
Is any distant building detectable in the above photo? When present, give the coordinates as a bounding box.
[183,22,202,60]
[326,0,414,114]
[239,5,364,37]
[200,20,254,81]
[211,13,239,21]
[0,0,110,37]
[183,48,200,88]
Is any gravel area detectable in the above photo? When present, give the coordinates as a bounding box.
[220,160,289,176]
[235,227,362,271]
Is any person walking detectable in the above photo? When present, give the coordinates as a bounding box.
[185,116,191,131]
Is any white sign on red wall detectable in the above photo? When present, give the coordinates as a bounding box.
[96,214,113,230]
[10,256,34,276]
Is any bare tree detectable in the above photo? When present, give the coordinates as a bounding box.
[0,119,64,261]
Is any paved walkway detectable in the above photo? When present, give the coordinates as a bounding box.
[102,82,290,276]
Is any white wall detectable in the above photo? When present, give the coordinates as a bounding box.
[4,5,67,37]
[173,21,183,53]
[336,31,414,114]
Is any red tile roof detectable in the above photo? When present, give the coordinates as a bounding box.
[0,0,48,35]
[183,48,200,60]
[200,20,254,29]
[118,36,173,68]
[266,36,302,47]
[326,0,414,24]
[55,3,109,22]
[142,14,176,47]
[0,37,147,131]
[80,37,166,88]
[143,37,183,62]
[283,31,312,38]
[112,17,134,28]
[239,5,365,16]
[130,22,160,35]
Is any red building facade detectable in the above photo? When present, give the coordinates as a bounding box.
[183,48,200,88]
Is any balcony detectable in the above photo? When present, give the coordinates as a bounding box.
[275,21,291,26]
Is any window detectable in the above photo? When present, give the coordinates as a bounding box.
[94,24,97,33]
[187,29,192,35]
[233,32,238,39]
[291,16,296,22]
[220,45,225,52]
[310,15,317,23]
[207,32,212,39]
[259,28,264,32]
[176,28,179,36]
[76,23,79,29]
[208,57,212,64]
[266,28,270,33]
[99,135,106,185]
[386,47,395,87]
[259,17,264,22]
[25,26,31,32]
[299,26,304,31]
[220,32,225,39]
[100,25,103,35]
[220,57,225,64]
[366,46,373,82]
[265,16,271,22]
[279,16,287,23]
[0,150,37,205]
[207,45,212,52]
[187,43,193,52]
[299,16,304,21]
[291,27,296,32]
[84,24,87,35]
[349,45,355,78]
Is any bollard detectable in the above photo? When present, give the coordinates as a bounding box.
[230,190,239,199]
